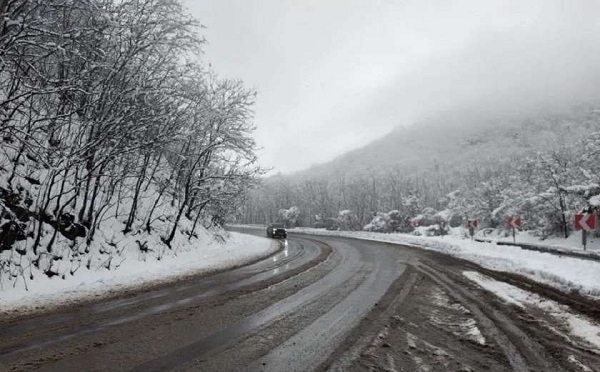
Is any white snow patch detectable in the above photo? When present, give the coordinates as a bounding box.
[463,271,526,308]
[406,332,418,349]
[464,271,600,351]
[431,287,470,314]
[567,355,593,372]
[589,195,600,208]
[461,318,486,345]
[429,288,486,345]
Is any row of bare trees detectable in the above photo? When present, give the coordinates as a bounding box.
[0,0,260,280]
[242,132,600,238]
[241,169,446,229]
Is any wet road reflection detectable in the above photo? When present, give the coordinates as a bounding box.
[0,237,321,357]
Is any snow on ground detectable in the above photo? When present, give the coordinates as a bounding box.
[0,231,276,314]
[279,227,600,299]
[429,286,486,345]
[464,271,600,352]
[477,228,600,254]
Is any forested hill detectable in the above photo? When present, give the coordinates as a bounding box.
[243,103,600,238]
[290,104,599,180]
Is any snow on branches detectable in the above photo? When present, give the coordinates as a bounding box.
[0,0,261,288]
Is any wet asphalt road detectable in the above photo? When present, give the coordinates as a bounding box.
[0,231,412,371]
[2,230,600,371]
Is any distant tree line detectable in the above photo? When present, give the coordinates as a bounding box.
[0,0,259,281]
[242,125,600,239]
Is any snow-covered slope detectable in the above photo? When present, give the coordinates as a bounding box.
[0,155,276,313]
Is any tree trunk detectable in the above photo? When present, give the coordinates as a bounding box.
[145,182,166,232]
[85,162,106,243]
[189,201,208,240]
[78,159,93,223]
[0,0,9,20]
[164,198,187,247]
[124,152,150,233]
[559,193,569,238]
[143,153,162,192]
[32,170,58,255]
[7,143,25,188]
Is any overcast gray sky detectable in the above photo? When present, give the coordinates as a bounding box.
[182,0,600,174]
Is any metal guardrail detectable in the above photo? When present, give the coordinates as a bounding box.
[474,238,600,262]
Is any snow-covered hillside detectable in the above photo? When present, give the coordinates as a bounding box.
[0,0,265,312]
[243,103,600,244]
[290,104,599,179]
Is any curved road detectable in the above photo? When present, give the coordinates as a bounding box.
[1,230,600,371]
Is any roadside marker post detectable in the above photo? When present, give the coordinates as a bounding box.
[439,220,447,238]
[574,212,596,251]
[507,216,522,243]
[467,219,478,240]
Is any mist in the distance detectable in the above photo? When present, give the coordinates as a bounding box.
[184,0,600,173]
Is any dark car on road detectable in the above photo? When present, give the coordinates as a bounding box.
[266,223,287,239]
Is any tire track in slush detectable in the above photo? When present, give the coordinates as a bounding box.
[415,263,560,372]
[248,245,406,372]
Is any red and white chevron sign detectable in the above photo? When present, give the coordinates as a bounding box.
[507,216,522,229]
[574,213,596,231]
[467,219,478,229]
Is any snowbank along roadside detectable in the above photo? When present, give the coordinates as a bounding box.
[1,231,276,315]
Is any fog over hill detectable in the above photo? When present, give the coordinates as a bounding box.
[228,0,600,237]
[243,102,600,236]
[288,103,600,180]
